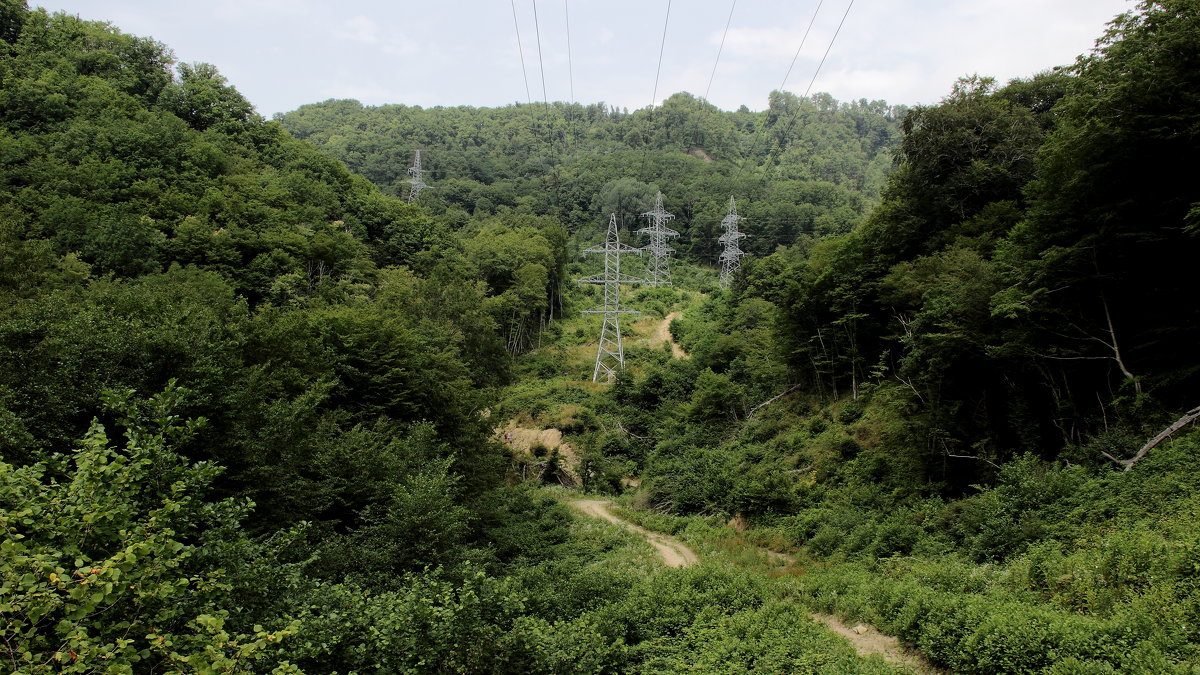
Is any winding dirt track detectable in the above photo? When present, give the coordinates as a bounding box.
[569,499,697,568]
[811,614,941,673]
[569,500,936,672]
[650,311,688,359]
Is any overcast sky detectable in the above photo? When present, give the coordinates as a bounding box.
[41,0,1132,117]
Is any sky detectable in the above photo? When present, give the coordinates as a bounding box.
[40,0,1133,117]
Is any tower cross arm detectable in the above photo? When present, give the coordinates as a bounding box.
[581,308,641,315]
[641,210,676,221]
[636,225,680,238]
[578,272,651,285]
[583,243,643,254]
[642,244,675,255]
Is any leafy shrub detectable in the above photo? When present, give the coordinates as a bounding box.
[838,400,865,424]
[0,383,299,671]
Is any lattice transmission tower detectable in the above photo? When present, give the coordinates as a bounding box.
[406,150,427,204]
[718,196,747,288]
[637,192,680,286]
[579,214,647,382]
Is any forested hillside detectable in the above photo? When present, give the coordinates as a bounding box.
[278,90,903,257]
[3,0,1200,672]
[485,2,1200,671]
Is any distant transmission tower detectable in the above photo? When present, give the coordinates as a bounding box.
[718,196,747,289]
[406,150,427,204]
[579,214,647,382]
[637,192,680,286]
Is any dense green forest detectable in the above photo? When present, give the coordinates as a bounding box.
[277,90,903,255]
[2,0,1200,672]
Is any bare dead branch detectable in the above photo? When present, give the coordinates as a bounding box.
[894,373,927,405]
[1104,405,1200,471]
[745,383,803,419]
[946,453,1000,469]
[615,419,648,440]
[1101,294,1141,394]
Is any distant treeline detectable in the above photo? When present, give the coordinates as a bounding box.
[278,90,906,259]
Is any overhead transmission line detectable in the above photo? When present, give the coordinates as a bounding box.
[532,0,549,104]
[729,0,824,181]
[732,0,855,182]
[780,0,824,91]
[511,1,555,157]
[704,0,738,102]
[509,0,532,104]
[565,0,574,101]
[771,0,857,147]
[802,0,854,97]
[650,0,673,110]
[638,0,673,176]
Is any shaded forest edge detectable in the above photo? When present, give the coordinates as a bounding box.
[2,0,1200,672]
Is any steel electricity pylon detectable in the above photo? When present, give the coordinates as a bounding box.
[718,196,747,289]
[579,213,648,382]
[406,150,427,204]
[637,192,680,286]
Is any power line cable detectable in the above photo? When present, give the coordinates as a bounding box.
[650,0,673,110]
[802,0,854,96]
[732,0,854,185]
[638,0,673,178]
[739,0,856,209]
[780,0,824,91]
[774,0,856,146]
[565,0,574,102]
[728,0,823,183]
[528,0,556,161]
[509,0,532,104]
[559,0,576,152]
[532,0,549,104]
[704,0,737,102]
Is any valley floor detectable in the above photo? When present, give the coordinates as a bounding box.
[497,283,1200,673]
[565,492,940,672]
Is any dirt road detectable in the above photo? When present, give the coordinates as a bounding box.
[569,499,697,568]
[651,311,688,359]
[811,614,942,673]
[569,499,934,671]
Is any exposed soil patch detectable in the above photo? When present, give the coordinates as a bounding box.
[569,499,698,568]
[761,548,796,565]
[499,424,566,455]
[497,422,579,481]
[728,533,935,671]
[651,311,688,359]
[811,613,942,673]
